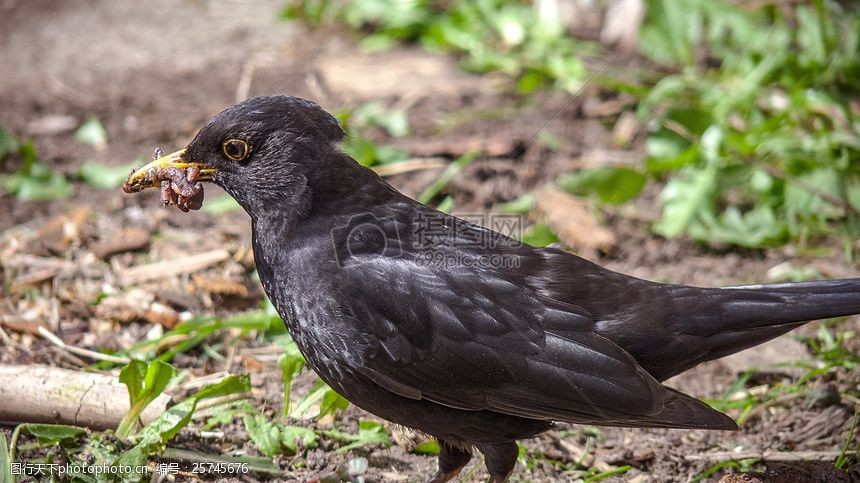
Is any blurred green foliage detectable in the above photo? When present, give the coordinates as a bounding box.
[0,128,72,201]
[74,116,108,149]
[639,0,860,248]
[560,167,647,205]
[77,160,139,190]
[282,0,589,92]
[336,101,410,166]
[284,0,860,252]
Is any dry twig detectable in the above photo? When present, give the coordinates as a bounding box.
[685,450,842,463]
[119,248,230,285]
[38,326,130,364]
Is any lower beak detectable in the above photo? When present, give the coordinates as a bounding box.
[122,148,216,193]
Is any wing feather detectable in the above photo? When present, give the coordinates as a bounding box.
[333,256,734,429]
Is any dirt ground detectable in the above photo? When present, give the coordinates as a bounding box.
[1,1,858,482]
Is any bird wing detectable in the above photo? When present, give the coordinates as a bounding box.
[335,255,735,429]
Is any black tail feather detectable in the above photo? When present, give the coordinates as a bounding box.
[720,278,860,327]
[608,278,860,381]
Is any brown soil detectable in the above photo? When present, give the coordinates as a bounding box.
[1,1,858,482]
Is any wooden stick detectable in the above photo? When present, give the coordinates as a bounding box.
[684,450,843,463]
[119,249,230,285]
[0,364,170,430]
[372,158,448,177]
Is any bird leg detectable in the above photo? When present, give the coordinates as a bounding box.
[476,441,518,483]
[427,440,473,483]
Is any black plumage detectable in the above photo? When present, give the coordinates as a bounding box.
[125,96,860,482]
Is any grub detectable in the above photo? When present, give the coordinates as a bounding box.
[123,163,205,212]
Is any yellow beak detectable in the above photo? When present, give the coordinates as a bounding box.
[122,148,216,193]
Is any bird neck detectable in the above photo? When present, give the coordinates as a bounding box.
[304,153,401,216]
[248,155,399,242]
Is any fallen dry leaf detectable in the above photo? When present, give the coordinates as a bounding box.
[192,274,250,298]
[94,289,180,329]
[0,316,46,336]
[532,186,616,253]
[27,205,92,255]
[90,227,151,259]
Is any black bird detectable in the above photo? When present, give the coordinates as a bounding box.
[124,96,860,482]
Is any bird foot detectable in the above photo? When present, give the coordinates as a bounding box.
[426,469,462,483]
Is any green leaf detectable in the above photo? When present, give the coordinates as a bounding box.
[278,341,306,417]
[116,402,195,469]
[351,101,410,138]
[244,416,317,457]
[116,374,250,469]
[319,388,349,419]
[193,373,251,400]
[78,161,138,189]
[547,54,585,91]
[495,194,534,214]
[360,33,398,52]
[690,205,788,247]
[558,167,647,205]
[639,0,703,66]
[375,145,409,164]
[666,107,713,137]
[646,144,698,173]
[796,5,828,66]
[0,139,71,201]
[335,420,390,454]
[290,379,329,419]
[281,425,317,454]
[520,223,559,247]
[645,128,689,160]
[75,116,107,148]
[699,125,724,164]
[418,152,478,204]
[117,360,176,438]
[1,141,72,201]
[517,70,546,93]
[0,433,13,483]
[23,424,85,444]
[244,414,283,457]
[143,361,176,398]
[435,195,455,213]
[847,184,860,213]
[653,162,718,238]
[0,127,19,160]
[203,402,255,430]
[412,439,440,455]
[5,169,72,201]
[119,359,147,404]
[340,136,407,167]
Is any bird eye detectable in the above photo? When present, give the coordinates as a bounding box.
[222,139,250,161]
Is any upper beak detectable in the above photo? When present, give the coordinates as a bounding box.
[122,148,216,193]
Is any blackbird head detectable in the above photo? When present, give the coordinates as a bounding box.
[123,96,348,216]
